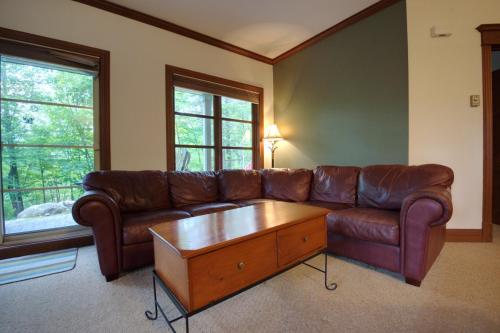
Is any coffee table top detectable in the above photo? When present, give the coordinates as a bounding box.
[149,201,329,258]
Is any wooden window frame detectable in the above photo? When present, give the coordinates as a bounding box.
[165,65,264,171]
[0,27,110,257]
[0,27,111,170]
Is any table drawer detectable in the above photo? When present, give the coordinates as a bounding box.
[277,217,326,267]
[189,232,277,310]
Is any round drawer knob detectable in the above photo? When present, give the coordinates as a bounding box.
[303,236,309,242]
[237,262,245,270]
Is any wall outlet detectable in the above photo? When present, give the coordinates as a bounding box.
[470,95,480,107]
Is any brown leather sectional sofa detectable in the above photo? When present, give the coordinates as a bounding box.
[72,164,453,286]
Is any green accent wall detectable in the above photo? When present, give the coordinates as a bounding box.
[273,1,408,168]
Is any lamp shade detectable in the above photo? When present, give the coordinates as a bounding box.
[264,124,283,141]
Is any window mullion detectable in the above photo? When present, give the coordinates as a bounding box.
[252,103,259,169]
[214,96,222,170]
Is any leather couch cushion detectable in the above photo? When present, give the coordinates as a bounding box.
[261,168,312,202]
[327,208,400,246]
[358,164,454,210]
[122,209,191,244]
[310,166,360,205]
[304,200,352,211]
[83,170,170,213]
[218,170,261,201]
[233,198,276,207]
[168,171,218,207]
[181,202,239,216]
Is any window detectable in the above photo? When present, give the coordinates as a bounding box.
[0,31,110,241]
[166,65,263,171]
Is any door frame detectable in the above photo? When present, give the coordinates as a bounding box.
[478,24,500,242]
[0,27,111,256]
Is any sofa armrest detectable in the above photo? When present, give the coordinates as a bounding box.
[401,186,453,228]
[400,186,453,285]
[72,190,122,281]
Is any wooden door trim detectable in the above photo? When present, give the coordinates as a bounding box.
[445,229,483,242]
[477,24,500,242]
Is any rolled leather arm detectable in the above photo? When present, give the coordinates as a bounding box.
[72,190,121,227]
[401,186,453,227]
[72,190,122,280]
[400,186,453,284]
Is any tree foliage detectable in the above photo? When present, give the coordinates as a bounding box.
[0,59,94,220]
[174,88,253,171]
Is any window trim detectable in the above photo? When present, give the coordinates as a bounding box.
[0,27,111,170]
[0,27,110,254]
[166,65,263,171]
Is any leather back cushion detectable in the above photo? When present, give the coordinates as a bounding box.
[358,164,454,210]
[168,171,218,207]
[261,168,313,202]
[83,170,170,213]
[310,166,360,205]
[218,170,261,201]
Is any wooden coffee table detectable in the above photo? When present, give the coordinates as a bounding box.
[145,201,336,332]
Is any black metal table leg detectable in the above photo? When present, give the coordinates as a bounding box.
[145,275,158,320]
[324,252,337,290]
[302,251,337,290]
[146,251,335,332]
[145,274,188,333]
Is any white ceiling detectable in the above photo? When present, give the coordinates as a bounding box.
[108,0,379,59]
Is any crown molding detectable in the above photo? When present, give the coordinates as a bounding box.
[73,0,401,65]
[73,0,274,64]
[272,0,401,64]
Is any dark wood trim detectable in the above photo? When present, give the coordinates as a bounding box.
[0,27,111,170]
[0,235,93,260]
[175,112,213,120]
[165,65,263,171]
[477,24,500,242]
[271,0,402,64]
[445,229,483,242]
[72,0,400,65]
[170,65,263,94]
[72,0,273,64]
[214,96,222,170]
[175,77,259,104]
[99,47,111,170]
[258,93,264,169]
[0,28,109,257]
[166,66,176,171]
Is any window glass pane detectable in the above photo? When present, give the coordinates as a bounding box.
[175,87,213,116]
[175,147,214,171]
[0,59,93,107]
[175,115,213,146]
[3,187,82,234]
[222,120,252,147]
[223,149,252,170]
[1,101,94,146]
[221,96,252,121]
[1,147,94,190]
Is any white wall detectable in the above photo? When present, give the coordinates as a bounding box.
[407,0,500,229]
[0,0,273,170]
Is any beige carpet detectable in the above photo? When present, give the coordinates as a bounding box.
[1,226,500,333]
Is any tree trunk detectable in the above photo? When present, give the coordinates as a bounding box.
[7,158,24,216]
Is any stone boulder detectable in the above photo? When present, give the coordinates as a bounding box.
[17,201,75,218]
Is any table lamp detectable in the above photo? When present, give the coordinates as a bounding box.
[263,124,284,168]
